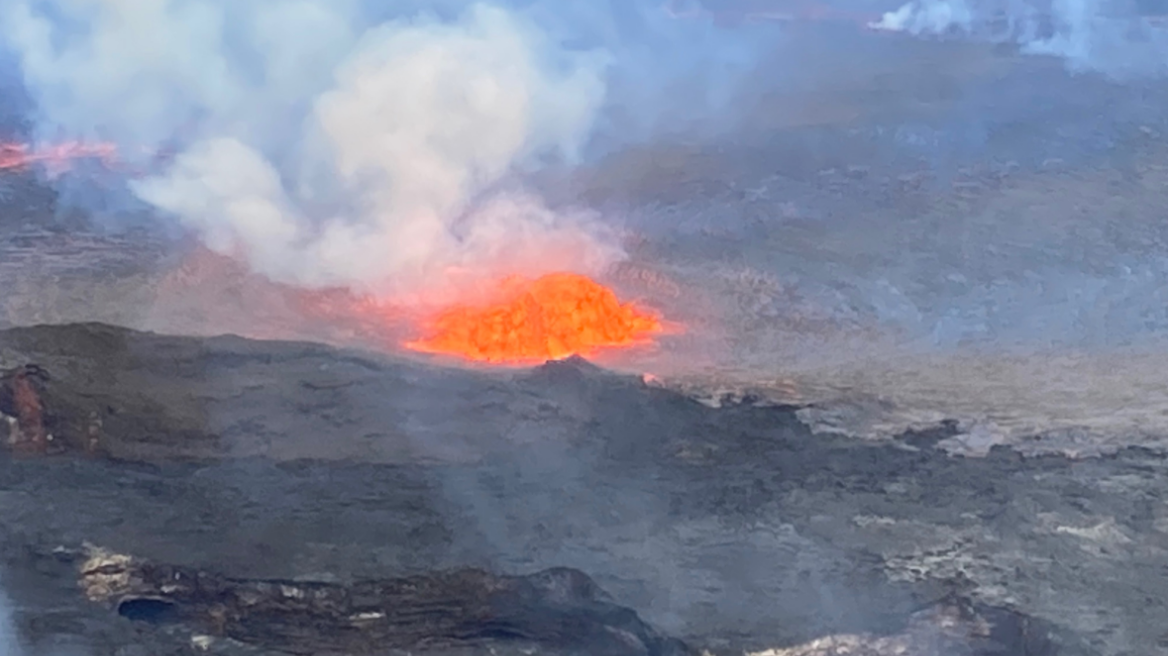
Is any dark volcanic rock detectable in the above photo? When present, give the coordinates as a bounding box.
[0,322,668,463]
[0,364,52,454]
[75,546,691,656]
[0,323,1157,656]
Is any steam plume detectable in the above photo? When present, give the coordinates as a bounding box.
[872,0,1168,78]
[2,0,655,302]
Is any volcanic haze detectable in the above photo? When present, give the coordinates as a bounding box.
[1,0,624,303]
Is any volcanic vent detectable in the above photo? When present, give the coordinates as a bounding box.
[405,272,665,364]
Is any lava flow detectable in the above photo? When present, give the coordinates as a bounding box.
[0,141,119,172]
[405,273,665,364]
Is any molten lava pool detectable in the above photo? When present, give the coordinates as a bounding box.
[405,273,664,364]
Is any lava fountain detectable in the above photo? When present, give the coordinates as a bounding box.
[405,273,665,364]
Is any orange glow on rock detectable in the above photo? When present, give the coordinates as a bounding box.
[405,273,664,364]
[0,141,119,172]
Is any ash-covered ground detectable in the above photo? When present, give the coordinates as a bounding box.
[3,16,1168,656]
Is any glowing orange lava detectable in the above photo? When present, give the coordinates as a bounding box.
[405,273,665,364]
[0,141,119,172]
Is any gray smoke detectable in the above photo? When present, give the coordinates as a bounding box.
[1,0,771,304]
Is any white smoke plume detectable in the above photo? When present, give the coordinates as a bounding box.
[1,0,631,302]
[871,0,976,35]
[871,0,1168,78]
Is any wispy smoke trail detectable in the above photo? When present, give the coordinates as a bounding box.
[0,578,20,656]
[0,0,769,302]
[872,0,1168,78]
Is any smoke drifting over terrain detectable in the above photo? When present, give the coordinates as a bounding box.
[1,578,22,656]
[10,0,1168,358]
[0,0,769,303]
[873,0,1168,78]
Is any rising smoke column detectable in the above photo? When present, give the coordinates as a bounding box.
[1,0,619,303]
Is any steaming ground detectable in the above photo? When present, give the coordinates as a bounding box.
[4,25,1168,455]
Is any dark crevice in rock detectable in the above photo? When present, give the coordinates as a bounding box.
[897,419,964,449]
[116,597,180,624]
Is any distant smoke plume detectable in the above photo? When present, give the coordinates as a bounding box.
[872,0,1168,78]
[0,0,769,302]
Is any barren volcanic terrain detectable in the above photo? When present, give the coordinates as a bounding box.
[3,15,1168,656]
